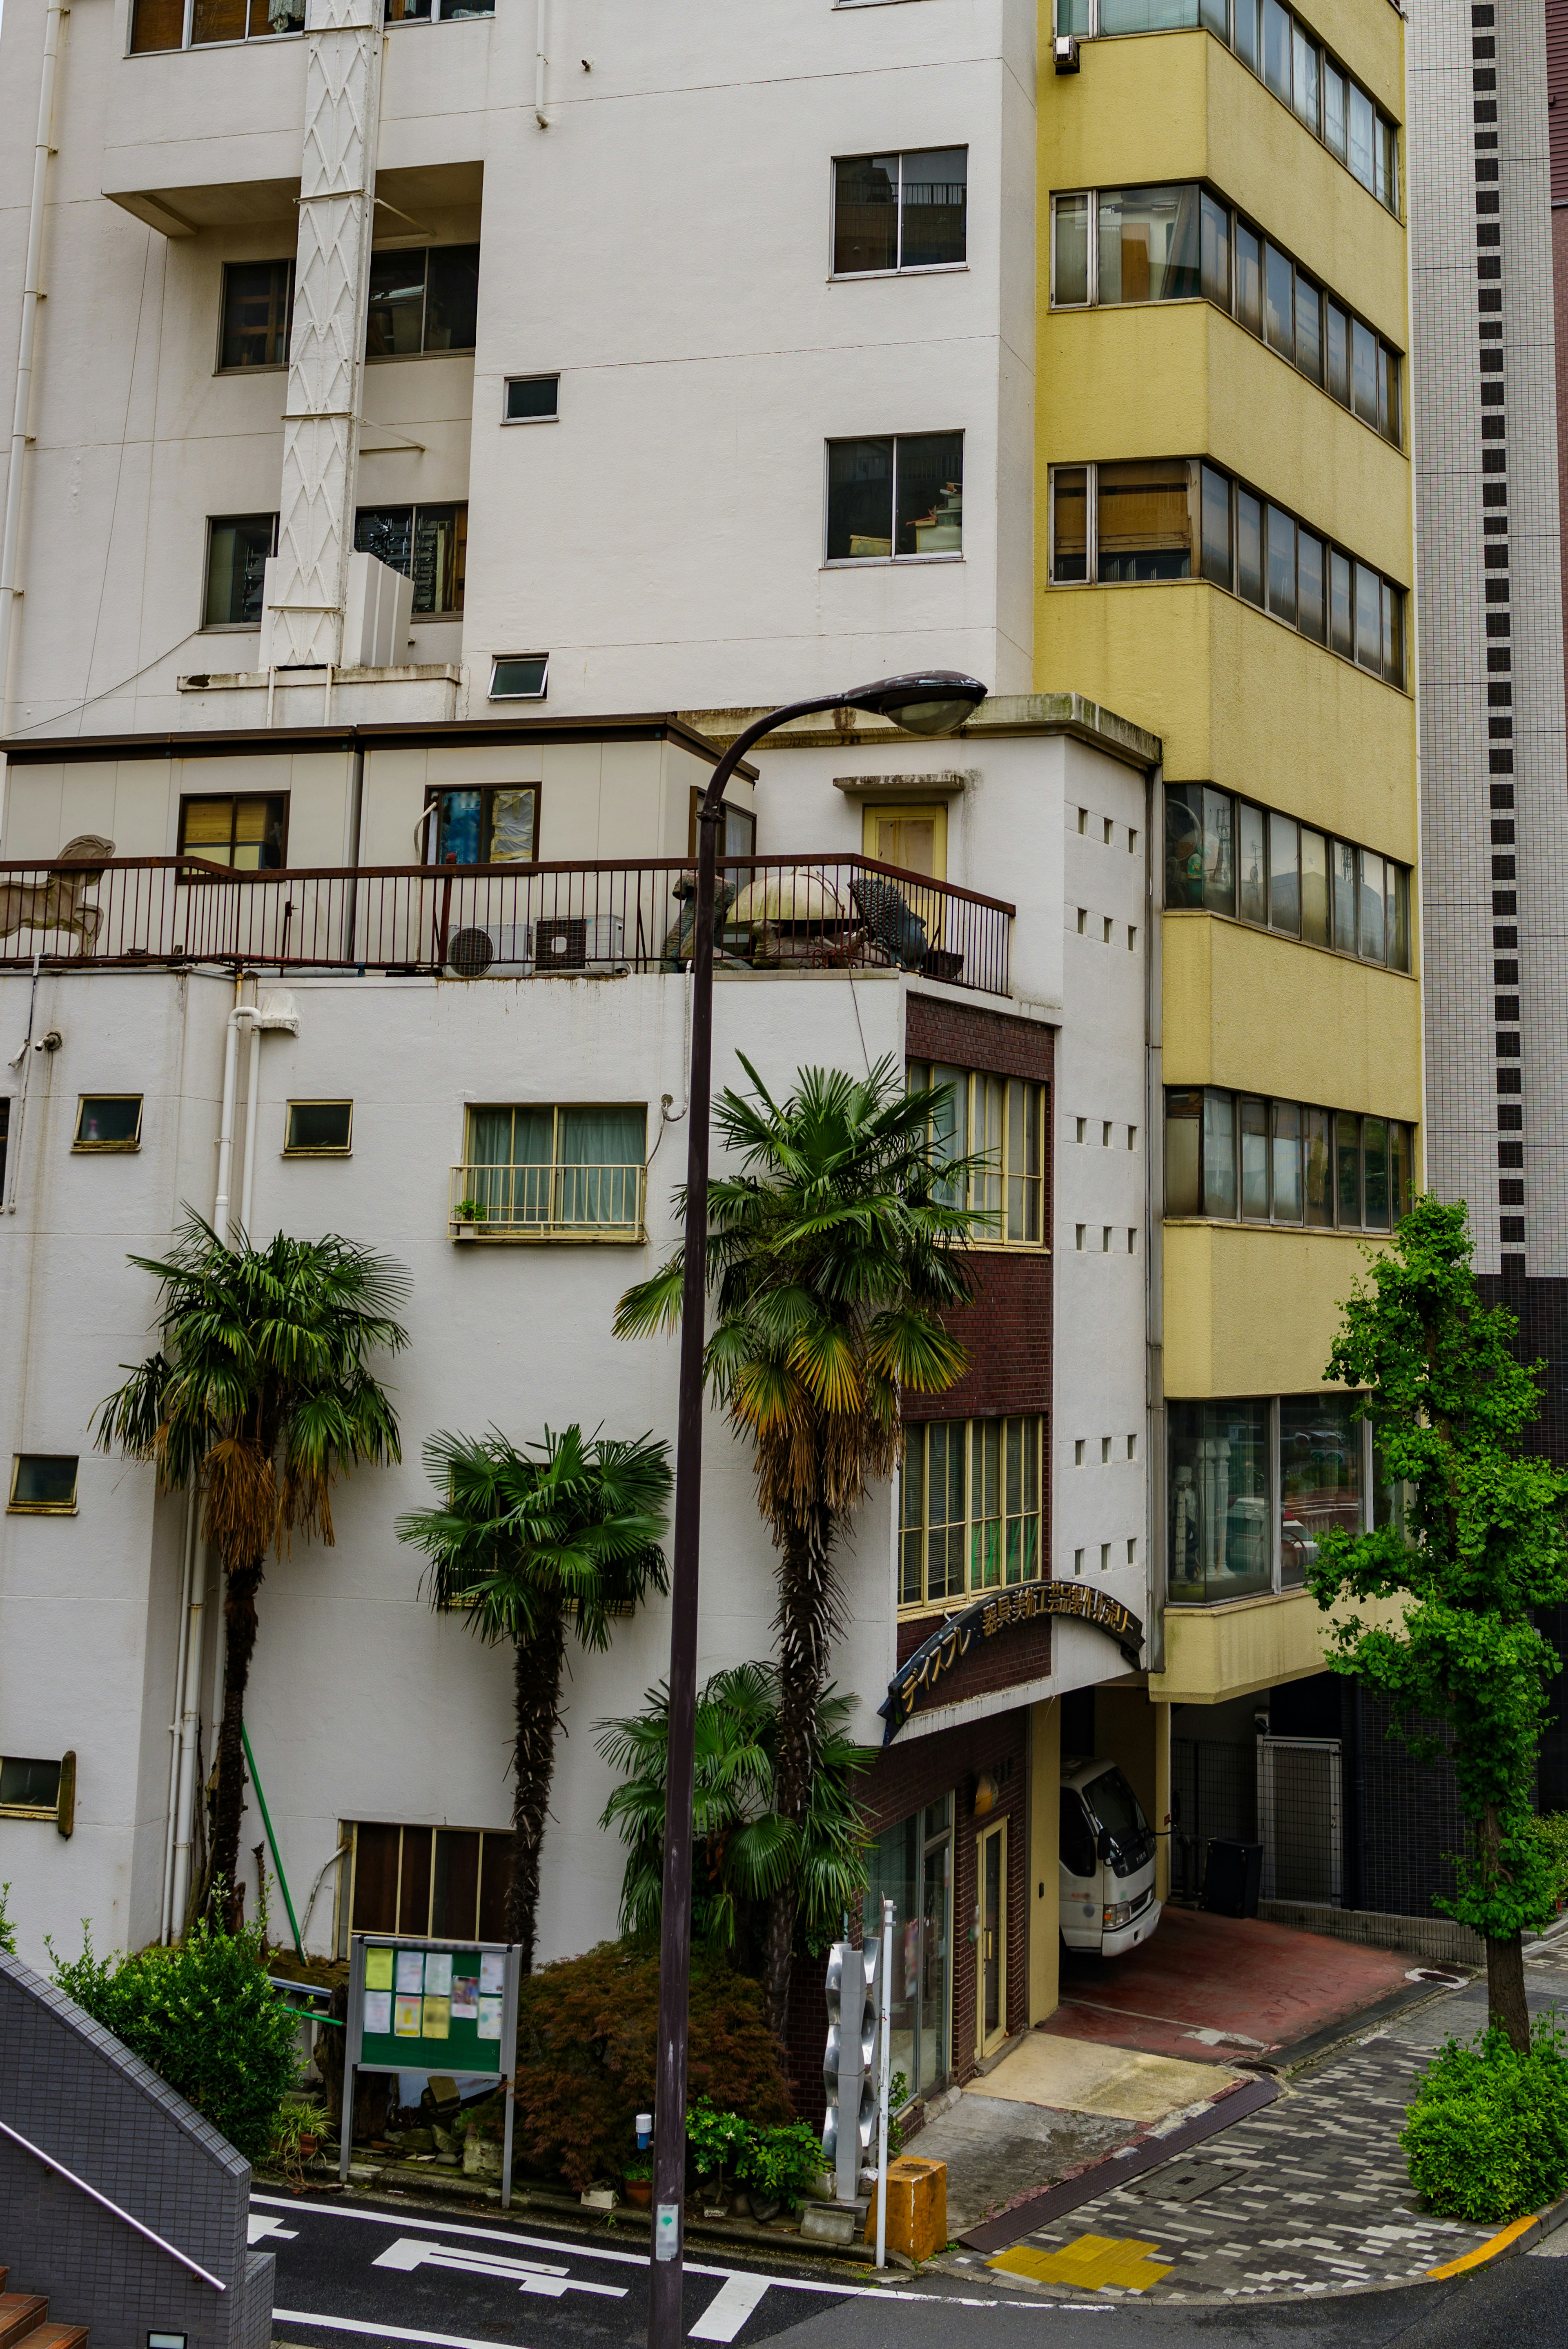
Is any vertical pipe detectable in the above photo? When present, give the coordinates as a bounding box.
[0,0,63,717]
[534,0,547,124]
[168,1529,208,1941]
[214,1005,244,1243]
[875,1896,892,2269]
[159,1488,200,1943]
[239,1012,262,1243]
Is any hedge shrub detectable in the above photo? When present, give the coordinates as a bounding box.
[50,1919,299,2164]
[1403,2018,1568,2224]
[512,1941,792,2191]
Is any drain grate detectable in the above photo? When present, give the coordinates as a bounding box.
[1125,2160,1258,2204]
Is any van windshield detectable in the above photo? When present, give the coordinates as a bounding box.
[1082,1767,1149,1856]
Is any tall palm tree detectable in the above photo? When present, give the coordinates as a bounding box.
[596,1662,870,1969]
[96,1215,410,1928]
[396,1424,672,1972]
[615,1056,984,2030]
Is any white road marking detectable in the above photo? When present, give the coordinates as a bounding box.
[277,2313,535,2349]
[250,2213,300,2243]
[372,2235,625,2301]
[688,2271,771,2341]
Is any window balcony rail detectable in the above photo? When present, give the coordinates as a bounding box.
[450,1160,646,1241]
[0,854,1014,996]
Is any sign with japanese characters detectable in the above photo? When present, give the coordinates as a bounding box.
[879,1578,1145,1741]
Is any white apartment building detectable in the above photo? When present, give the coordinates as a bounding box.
[0,0,1164,2099]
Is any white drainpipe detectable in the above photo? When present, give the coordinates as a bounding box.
[0,0,65,712]
[213,1000,259,1247]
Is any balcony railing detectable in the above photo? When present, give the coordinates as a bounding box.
[450,1161,646,1241]
[0,854,1013,996]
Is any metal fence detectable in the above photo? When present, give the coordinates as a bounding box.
[1170,1738,1258,1901]
[448,1160,645,1239]
[0,853,1013,997]
[1171,1734,1343,1905]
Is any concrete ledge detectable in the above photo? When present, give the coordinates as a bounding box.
[1260,1901,1486,1968]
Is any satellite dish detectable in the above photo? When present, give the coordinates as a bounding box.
[448,927,495,979]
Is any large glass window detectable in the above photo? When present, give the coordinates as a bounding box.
[204,514,276,627]
[1096,185,1202,302]
[1096,460,1192,580]
[833,148,967,274]
[1164,784,1234,912]
[906,1061,1047,1245]
[900,1416,1045,1609]
[1057,0,1401,223]
[218,260,294,370]
[354,504,467,613]
[826,434,963,563]
[131,0,300,48]
[425,783,539,865]
[1165,1088,1415,1232]
[1279,1392,1362,1585]
[456,1105,647,1238]
[862,1798,952,2098]
[1168,1400,1272,1602]
[365,245,480,357]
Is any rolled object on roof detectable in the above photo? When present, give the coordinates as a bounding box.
[728,868,846,926]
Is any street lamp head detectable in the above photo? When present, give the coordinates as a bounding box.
[844,669,988,738]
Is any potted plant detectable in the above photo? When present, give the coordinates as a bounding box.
[451,1197,489,1241]
[622,2151,654,2208]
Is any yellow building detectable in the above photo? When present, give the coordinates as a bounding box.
[1031,0,1419,1984]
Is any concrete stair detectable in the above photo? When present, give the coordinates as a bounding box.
[0,2270,88,2349]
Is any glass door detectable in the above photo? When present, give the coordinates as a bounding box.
[977,1819,1008,2057]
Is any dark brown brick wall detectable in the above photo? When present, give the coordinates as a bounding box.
[900,1249,1052,1420]
[781,1707,1032,2128]
[895,1610,1052,1689]
[906,994,1055,1083]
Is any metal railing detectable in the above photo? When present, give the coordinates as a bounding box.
[0,2115,227,2290]
[0,853,1013,996]
[449,1161,646,1239]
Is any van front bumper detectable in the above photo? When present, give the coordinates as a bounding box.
[1101,1897,1162,1958]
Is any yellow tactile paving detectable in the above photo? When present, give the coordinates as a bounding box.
[988,2232,1176,2292]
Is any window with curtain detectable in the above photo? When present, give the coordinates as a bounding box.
[906,1060,1047,1244]
[900,1416,1044,1609]
[455,1104,647,1237]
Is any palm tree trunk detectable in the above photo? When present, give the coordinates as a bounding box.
[508,1607,568,1973]
[209,1557,264,1929]
[766,1499,837,2037]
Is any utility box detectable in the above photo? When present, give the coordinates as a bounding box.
[1202,1838,1263,1918]
[864,2156,948,2263]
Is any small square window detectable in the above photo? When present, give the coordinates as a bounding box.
[1128,1433,1138,1460]
[1100,1543,1111,1570]
[285,1101,353,1155]
[1077,909,1087,934]
[1075,1224,1086,1250]
[1103,818,1114,845]
[204,514,278,628]
[9,1455,79,1513]
[149,2333,189,2349]
[1128,1227,1137,1252]
[1073,1548,1085,1575]
[1100,1437,1111,1463]
[1102,917,1114,943]
[1127,1538,1137,1565]
[1128,1126,1138,1149]
[1075,1118,1086,1143]
[489,655,549,700]
[503,375,559,422]
[1102,1121,1112,1147]
[1077,808,1087,833]
[1074,1439,1085,1465]
[74,1096,142,1152]
[1102,1225,1113,1251]
[0,1756,63,1816]
[219,261,294,371]
[1128,926,1138,950]
[1129,830,1139,854]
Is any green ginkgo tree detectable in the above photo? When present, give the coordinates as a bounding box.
[1309,1194,1568,2050]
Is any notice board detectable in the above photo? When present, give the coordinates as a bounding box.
[340,1934,521,2202]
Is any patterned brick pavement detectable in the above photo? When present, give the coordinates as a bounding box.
[956,1937,1568,2303]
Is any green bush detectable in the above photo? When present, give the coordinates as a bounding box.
[1528,1813,1568,1914]
[49,1919,300,2164]
[1403,2018,1568,2224]
[0,1883,15,1959]
[512,1941,793,2193]
[686,2099,825,2209]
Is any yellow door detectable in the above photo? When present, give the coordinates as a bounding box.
[862,801,947,880]
[977,1818,1008,2057]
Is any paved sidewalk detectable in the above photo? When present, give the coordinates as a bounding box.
[938,1937,1568,2303]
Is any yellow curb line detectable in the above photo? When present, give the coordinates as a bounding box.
[1427,2215,1537,2278]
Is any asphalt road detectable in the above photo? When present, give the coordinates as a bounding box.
[256,2188,1568,2349]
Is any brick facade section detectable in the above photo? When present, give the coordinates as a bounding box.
[900,1249,1053,1420]
[895,1610,1052,1692]
[781,1707,1031,2130]
[905,993,1056,1085]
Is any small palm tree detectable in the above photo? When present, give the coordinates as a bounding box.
[596,1661,870,1969]
[396,1424,672,1972]
[615,1056,984,2030]
[96,1215,410,1928]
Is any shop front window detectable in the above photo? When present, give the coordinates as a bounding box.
[1168,1399,1271,1602]
[1279,1392,1363,1585]
[862,1795,952,2099]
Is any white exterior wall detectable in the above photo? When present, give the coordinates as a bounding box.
[0,0,1035,742]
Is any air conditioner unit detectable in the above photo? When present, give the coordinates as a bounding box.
[444,916,626,978]
[1053,31,1080,70]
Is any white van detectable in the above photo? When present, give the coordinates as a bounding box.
[1059,1755,1162,1957]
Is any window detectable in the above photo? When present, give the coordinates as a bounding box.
[178,793,288,872]
[130,0,301,49]
[385,0,494,19]
[73,1096,143,1152]
[826,434,963,562]
[503,376,558,422]
[218,261,294,370]
[906,1060,1047,1245]
[343,1821,513,1951]
[204,514,277,628]
[1057,0,1400,221]
[833,148,968,275]
[0,1756,65,1818]
[1050,184,1402,447]
[285,1101,353,1155]
[489,655,549,700]
[365,246,480,356]
[900,1416,1045,1609]
[425,784,539,865]
[687,791,758,860]
[354,504,466,614]
[1055,461,1407,683]
[1170,1392,1372,1603]
[1165,1088,1414,1230]
[861,1797,952,2096]
[453,1104,647,1239]
[9,1455,79,1514]
[1279,1391,1362,1585]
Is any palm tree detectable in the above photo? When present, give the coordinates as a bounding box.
[615,1056,984,2030]
[396,1424,672,1972]
[96,1215,410,1928]
[596,1662,870,1970]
